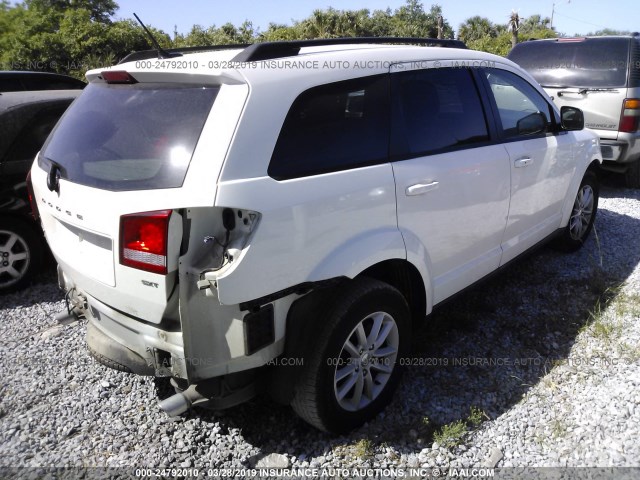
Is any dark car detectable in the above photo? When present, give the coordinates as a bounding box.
[0,90,81,292]
[0,71,86,92]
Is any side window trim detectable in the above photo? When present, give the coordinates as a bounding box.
[389,66,493,162]
[478,67,558,142]
[470,67,502,142]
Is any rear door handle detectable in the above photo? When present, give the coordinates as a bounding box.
[405,181,439,196]
[514,157,533,168]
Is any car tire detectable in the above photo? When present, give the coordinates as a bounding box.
[0,218,43,292]
[553,170,599,252]
[290,277,410,433]
[625,160,640,189]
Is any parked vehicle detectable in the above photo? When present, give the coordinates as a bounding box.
[508,34,640,187]
[32,38,601,433]
[0,71,86,92]
[0,90,81,292]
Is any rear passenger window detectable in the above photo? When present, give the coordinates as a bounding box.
[391,67,489,159]
[485,68,553,138]
[269,75,389,180]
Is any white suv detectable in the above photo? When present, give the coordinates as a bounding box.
[30,38,601,433]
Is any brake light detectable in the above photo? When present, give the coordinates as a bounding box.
[620,99,640,133]
[558,37,586,43]
[120,210,172,274]
[26,170,40,221]
[101,70,138,84]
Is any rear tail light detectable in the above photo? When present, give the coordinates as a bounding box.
[26,170,40,221]
[120,210,172,274]
[620,99,640,133]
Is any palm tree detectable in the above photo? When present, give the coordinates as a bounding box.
[303,9,334,39]
[458,16,495,43]
[508,10,520,48]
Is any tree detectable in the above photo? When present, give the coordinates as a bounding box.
[458,16,497,43]
[259,23,303,42]
[300,9,337,39]
[24,0,117,23]
[458,12,555,56]
[0,1,172,78]
[508,10,520,48]
[586,28,631,36]
[174,21,255,47]
[391,2,453,38]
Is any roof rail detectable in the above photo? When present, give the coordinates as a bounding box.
[118,37,466,65]
[232,37,467,62]
[118,44,251,64]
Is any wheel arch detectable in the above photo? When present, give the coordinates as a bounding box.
[358,259,428,327]
[267,258,429,405]
[560,159,601,228]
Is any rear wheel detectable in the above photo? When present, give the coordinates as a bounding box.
[0,218,43,292]
[291,277,409,433]
[625,160,640,189]
[553,170,599,252]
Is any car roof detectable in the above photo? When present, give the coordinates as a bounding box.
[516,35,638,43]
[89,42,515,88]
[0,89,82,111]
[0,70,86,91]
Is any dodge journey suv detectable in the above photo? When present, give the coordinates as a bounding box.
[31,38,601,433]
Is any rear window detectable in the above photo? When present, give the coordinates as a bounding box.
[39,82,218,191]
[508,38,630,88]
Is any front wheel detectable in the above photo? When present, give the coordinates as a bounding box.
[553,170,599,252]
[291,277,410,433]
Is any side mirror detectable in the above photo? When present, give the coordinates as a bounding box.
[561,106,584,131]
[517,112,547,135]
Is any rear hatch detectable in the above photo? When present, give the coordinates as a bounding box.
[30,67,241,323]
[508,37,631,140]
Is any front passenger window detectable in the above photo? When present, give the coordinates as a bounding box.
[485,68,553,138]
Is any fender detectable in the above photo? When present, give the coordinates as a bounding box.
[308,227,406,282]
[309,227,434,316]
[560,134,602,228]
[396,227,435,315]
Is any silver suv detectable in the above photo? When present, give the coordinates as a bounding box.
[508,35,640,187]
[31,38,601,433]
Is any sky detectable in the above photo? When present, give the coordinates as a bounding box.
[114,0,638,38]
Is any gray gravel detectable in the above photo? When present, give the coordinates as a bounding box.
[1,175,639,472]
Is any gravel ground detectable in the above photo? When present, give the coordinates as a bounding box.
[1,175,639,475]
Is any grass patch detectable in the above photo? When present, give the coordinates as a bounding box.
[467,406,485,427]
[432,406,488,449]
[581,290,624,343]
[433,419,467,448]
[550,418,568,438]
[614,291,640,319]
[352,438,374,459]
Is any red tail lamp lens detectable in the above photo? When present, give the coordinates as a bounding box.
[120,210,172,274]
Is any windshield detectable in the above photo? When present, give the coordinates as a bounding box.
[508,38,630,88]
[39,82,218,191]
